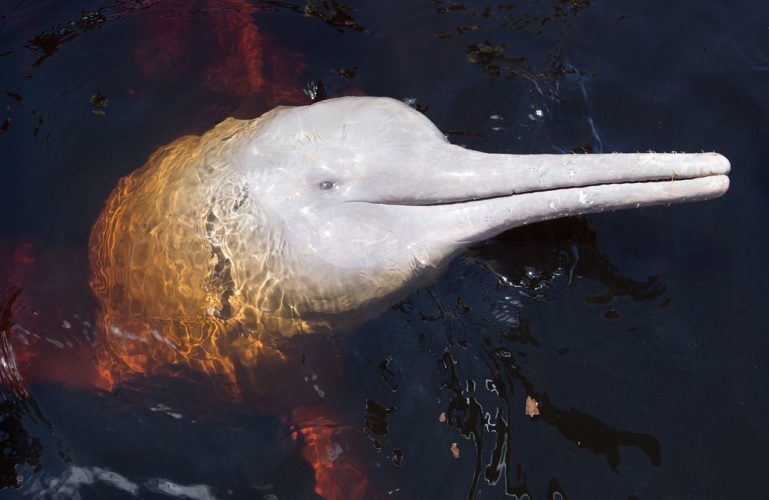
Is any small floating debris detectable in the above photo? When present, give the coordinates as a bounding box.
[525,396,540,418]
[334,67,357,82]
[90,91,108,115]
[438,412,446,423]
[450,442,460,459]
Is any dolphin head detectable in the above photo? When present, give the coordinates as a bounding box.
[219,97,729,326]
[91,96,730,351]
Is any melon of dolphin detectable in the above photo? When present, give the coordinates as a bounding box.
[89,96,729,377]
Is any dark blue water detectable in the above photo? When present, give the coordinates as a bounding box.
[1,1,768,498]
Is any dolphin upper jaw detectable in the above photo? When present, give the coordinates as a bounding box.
[362,153,730,207]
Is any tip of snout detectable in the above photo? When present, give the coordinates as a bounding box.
[707,152,731,176]
[703,152,730,199]
[709,174,730,199]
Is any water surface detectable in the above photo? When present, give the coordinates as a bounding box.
[1,1,768,498]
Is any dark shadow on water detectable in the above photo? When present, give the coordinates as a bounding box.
[470,216,666,304]
[0,396,46,489]
[438,331,661,498]
[373,217,665,498]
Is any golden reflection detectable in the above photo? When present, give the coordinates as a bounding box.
[289,407,368,500]
[89,117,298,387]
[136,0,306,104]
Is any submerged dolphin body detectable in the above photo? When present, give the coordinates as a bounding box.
[89,96,729,375]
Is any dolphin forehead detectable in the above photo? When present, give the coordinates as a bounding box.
[249,97,447,153]
[235,98,458,209]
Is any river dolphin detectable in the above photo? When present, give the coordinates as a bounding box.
[89,96,729,374]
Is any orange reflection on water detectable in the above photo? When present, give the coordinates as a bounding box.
[290,406,368,500]
[3,240,112,391]
[136,0,306,105]
[87,122,284,389]
[92,0,316,386]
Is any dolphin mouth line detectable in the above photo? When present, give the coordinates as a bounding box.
[358,172,730,207]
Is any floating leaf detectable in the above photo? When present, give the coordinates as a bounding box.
[525,396,540,418]
[90,91,108,116]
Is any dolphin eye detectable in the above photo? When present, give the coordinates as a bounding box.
[319,181,335,191]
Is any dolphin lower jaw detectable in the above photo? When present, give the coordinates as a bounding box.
[375,168,728,251]
[452,174,728,244]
